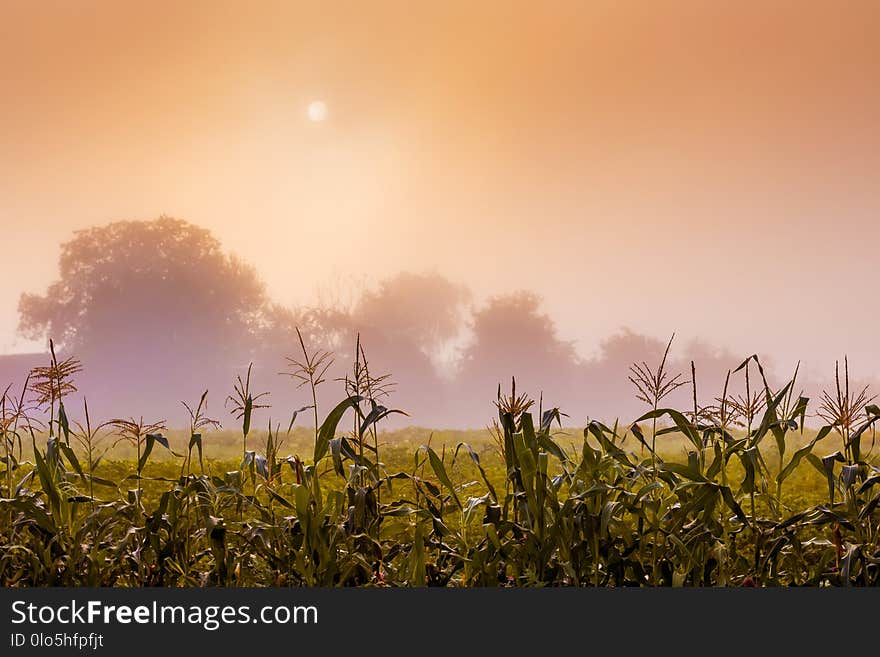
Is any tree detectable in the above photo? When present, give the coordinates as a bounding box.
[460,291,576,372]
[457,291,581,421]
[580,330,744,422]
[581,329,670,421]
[352,271,470,367]
[18,217,269,420]
[19,216,267,359]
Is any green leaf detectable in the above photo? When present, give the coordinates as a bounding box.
[821,452,845,504]
[777,425,831,484]
[359,403,408,435]
[329,437,345,477]
[847,414,880,464]
[58,443,84,479]
[659,461,706,482]
[138,433,174,473]
[314,396,361,464]
[841,464,860,489]
[454,442,498,503]
[188,433,203,472]
[634,408,701,451]
[720,485,749,526]
[266,487,293,508]
[420,445,461,510]
[33,442,60,511]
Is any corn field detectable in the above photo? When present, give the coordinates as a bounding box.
[2,337,880,587]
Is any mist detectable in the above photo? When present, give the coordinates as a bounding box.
[3,2,880,426]
[1,216,873,430]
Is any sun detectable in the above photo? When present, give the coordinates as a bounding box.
[307,100,328,122]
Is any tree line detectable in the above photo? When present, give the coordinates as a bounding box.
[13,216,789,428]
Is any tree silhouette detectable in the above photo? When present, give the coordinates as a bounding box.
[352,271,470,364]
[457,291,581,418]
[460,291,576,373]
[19,216,266,359]
[17,217,268,420]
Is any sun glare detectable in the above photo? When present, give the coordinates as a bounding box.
[307,100,328,122]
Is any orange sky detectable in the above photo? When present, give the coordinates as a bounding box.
[2,1,880,378]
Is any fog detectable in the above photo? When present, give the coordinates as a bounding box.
[1,216,874,429]
[2,2,880,426]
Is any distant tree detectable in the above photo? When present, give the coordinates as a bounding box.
[581,329,673,421]
[580,329,748,422]
[455,291,581,419]
[18,216,267,362]
[352,272,471,362]
[16,215,269,429]
[593,328,666,367]
[460,291,576,373]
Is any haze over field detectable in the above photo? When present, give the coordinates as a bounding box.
[2,1,880,426]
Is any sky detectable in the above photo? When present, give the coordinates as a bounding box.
[2,0,880,381]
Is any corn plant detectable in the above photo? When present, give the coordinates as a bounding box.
[180,390,221,476]
[108,417,169,508]
[3,337,880,587]
[226,363,270,462]
[28,339,81,443]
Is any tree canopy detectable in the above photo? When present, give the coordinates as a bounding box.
[19,216,267,363]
